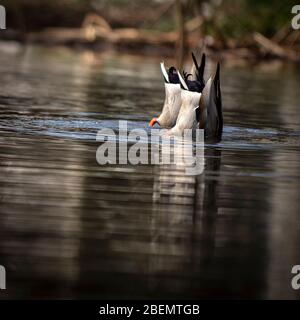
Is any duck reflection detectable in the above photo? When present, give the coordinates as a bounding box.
[150,144,221,286]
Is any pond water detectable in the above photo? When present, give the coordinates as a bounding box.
[0,43,299,299]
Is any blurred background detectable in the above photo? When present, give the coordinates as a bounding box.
[1,0,300,65]
[0,1,300,300]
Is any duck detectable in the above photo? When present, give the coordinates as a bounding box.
[170,55,223,142]
[149,62,182,128]
[149,52,223,142]
[169,52,206,135]
[149,53,206,129]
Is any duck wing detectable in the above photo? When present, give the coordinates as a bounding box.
[196,63,223,141]
[213,63,223,141]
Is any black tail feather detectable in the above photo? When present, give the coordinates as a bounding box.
[191,52,206,91]
[183,70,192,82]
[168,66,179,84]
[213,62,223,141]
[191,52,199,71]
[198,53,206,82]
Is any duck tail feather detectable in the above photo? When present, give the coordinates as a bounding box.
[214,63,223,141]
[191,52,199,71]
[198,53,206,80]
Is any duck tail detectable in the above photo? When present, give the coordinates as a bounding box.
[192,52,206,90]
[191,52,199,70]
[177,70,189,90]
[198,53,206,82]
[214,62,223,141]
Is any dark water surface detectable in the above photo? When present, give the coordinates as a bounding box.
[0,43,299,299]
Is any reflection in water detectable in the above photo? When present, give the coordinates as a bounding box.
[266,110,300,300]
[0,136,83,298]
[0,44,300,299]
[151,146,269,299]
[151,147,221,289]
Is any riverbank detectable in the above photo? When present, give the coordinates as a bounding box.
[1,0,300,62]
[2,27,300,63]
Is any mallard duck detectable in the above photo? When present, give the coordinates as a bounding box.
[169,53,207,135]
[169,57,223,142]
[149,62,182,128]
[149,53,206,128]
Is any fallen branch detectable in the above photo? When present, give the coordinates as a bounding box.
[28,27,177,47]
[253,32,300,61]
[26,13,300,61]
[28,13,201,48]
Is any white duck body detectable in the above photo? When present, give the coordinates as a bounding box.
[170,89,201,136]
[157,83,182,128]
